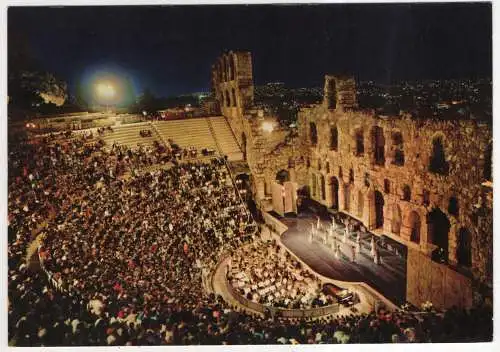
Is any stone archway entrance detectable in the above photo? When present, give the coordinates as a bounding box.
[427,208,451,257]
[374,191,384,229]
[330,177,339,210]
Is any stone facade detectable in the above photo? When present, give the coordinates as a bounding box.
[211,51,493,308]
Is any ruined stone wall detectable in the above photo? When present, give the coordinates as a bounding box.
[295,95,492,293]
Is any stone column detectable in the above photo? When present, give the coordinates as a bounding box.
[448,223,458,265]
[325,175,333,208]
[338,181,345,212]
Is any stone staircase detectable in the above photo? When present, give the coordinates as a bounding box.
[153,118,218,151]
[100,122,160,149]
[207,116,243,161]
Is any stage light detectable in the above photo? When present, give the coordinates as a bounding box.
[95,82,116,101]
[262,121,275,133]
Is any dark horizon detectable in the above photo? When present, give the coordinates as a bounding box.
[8,3,492,97]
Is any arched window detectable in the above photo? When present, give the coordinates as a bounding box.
[225,90,231,107]
[349,169,354,184]
[427,208,450,261]
[402,185,411,201]
[384,179,391,194]
[429,135,449,175]
[229,55,235,80]
[326,79,337,109]
[448,197,459,217]
[326,162,330,174]
[310,123,318,145]
[423,189,430,206]
[392,131,405,166]
[457,228,472,267]
[330,126,338,151]
[409,211,421,244]
[276,170,290,184]
[372,126,385,166]
[355,129,364,156]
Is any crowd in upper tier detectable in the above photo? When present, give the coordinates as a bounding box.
[7,130,493,346]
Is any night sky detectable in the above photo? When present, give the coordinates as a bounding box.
[8,3,492,97]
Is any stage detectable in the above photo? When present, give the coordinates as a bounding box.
[276,210,407,305]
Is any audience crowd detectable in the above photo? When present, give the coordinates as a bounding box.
[7,130,493,346]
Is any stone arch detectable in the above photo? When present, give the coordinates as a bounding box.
[427,208,451,257]
[391,204,402,235]
[241,133,247,161]
[457,227,472,267]
[391,131,405,166]
[429,134,449,175]
[330,126,338,151]
[231,88,237,107]
[309,122,318,145]
[326,78,337,109]
[225,90,231,107]
[409,211,421,244]
[371,126,385,166]
[402,185,411,201]
[276,169,290,184]
[343,183,351,211]
[484,141,492,181]
[331,176,339,210]
[357,190,364,217]
[374,190,384,229]
[354,128,364,156]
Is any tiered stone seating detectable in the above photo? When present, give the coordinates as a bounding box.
[100,123,160,149]
[154,118,218,151]
[208,117,243,161]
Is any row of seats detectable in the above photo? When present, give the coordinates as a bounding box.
[99,117,243,161]
[100,123,160,149]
